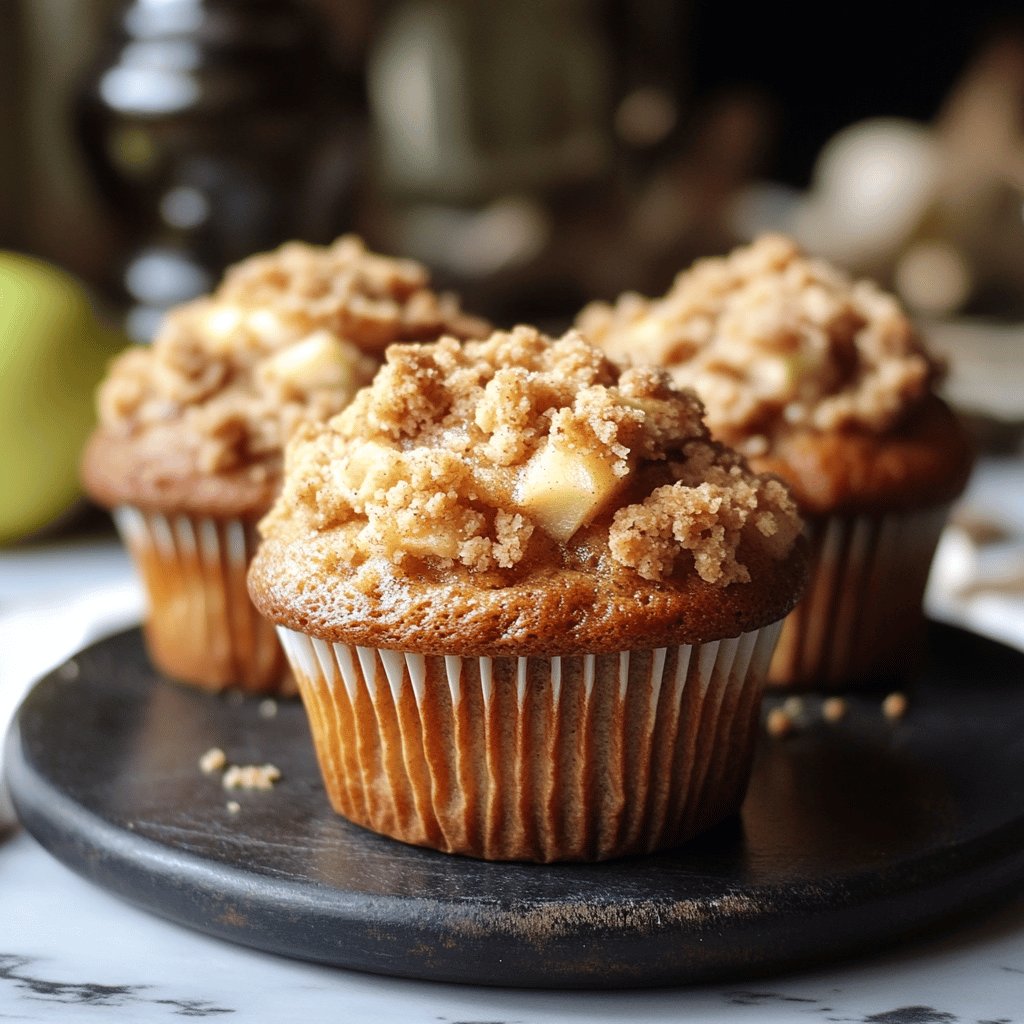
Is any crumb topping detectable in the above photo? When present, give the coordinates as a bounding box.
[578,235,937,451]
[97,236,487,475]
[262,326,802,585]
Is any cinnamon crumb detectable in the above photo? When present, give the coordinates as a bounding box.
[782,695,805,719]
[882,692,909,720]
[822,696,848,723]
[766,707,795,738]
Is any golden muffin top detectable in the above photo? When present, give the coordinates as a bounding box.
[578,235,938,456]
[250,326,807,654]
[260,325,802,586]
[84,237,487,516]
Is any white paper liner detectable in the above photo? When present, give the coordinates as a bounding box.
[278,622,782,862]
[113,505,287,692]
[769,505,952,689]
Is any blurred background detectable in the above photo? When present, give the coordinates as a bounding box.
[1,0,1023,545]
[5,0,1024,328]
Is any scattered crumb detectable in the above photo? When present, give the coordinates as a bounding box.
[226,801,241,814]
[199,747,228,774]
[223,763,282,791]
[822,696,848,723]
[57,661,80,681]
[883,691,909,721]
[258,698,278,719]
[782,695,804,719]
[766,707,795,739]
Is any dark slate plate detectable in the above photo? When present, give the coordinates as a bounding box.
[6,624,1024,989]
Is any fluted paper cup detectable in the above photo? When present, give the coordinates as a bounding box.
[768,506,951,690]
[114,506,290,694]
[277,622,783,862]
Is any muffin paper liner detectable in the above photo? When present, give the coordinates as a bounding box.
[768,505,952,690]
[278,621,783,862]
[114,506,289,694]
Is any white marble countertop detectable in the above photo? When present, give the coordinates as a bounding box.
[3,821,1024,1023]
[3,456,1024,1022]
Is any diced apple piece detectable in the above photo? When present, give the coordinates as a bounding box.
[201,304,246,354]
[514,440,624,542]
[260,331,355,393]
[246,308,291,344]
[338,440,401,500]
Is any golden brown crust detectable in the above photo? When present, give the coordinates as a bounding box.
[248,534,808,656]
[81,427,278,520]
[751,396,974,515]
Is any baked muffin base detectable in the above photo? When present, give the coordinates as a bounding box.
[115,506,291,694]
[278,622,783,862]
[768,506,950,689]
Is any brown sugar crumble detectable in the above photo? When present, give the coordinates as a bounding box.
[822,696,848,723]
[97,236,487,476]
[765,706,795,739]
[262,326,802,585]
[782,695,805,719]
[222,764,282,791]
[578,235,937,452]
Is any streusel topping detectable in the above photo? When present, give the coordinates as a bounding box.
[97,236,487,474]
[578,235,937,453]
[262,326,801,584]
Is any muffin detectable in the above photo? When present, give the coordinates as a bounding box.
[248,326,807,861]
[578,235,974,689]
[82,236,487,694]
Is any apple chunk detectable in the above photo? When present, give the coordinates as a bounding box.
[260,331,355,393]
[514,440,625,542]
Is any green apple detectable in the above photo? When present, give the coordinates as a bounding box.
[0,252,126,544]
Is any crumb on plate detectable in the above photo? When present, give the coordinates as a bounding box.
[199,747,227,774]
[223,763,282,791]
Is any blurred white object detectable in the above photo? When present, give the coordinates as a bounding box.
[925,316,1024,422]
[735,34,1024,318]
[795,118,942,266]
[927,458,1024,655]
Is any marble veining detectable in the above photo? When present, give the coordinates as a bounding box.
[0,954,232,1017]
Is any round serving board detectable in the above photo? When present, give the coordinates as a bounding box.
[6,624,1024,989]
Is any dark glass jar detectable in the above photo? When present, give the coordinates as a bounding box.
[77,0,365,340]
